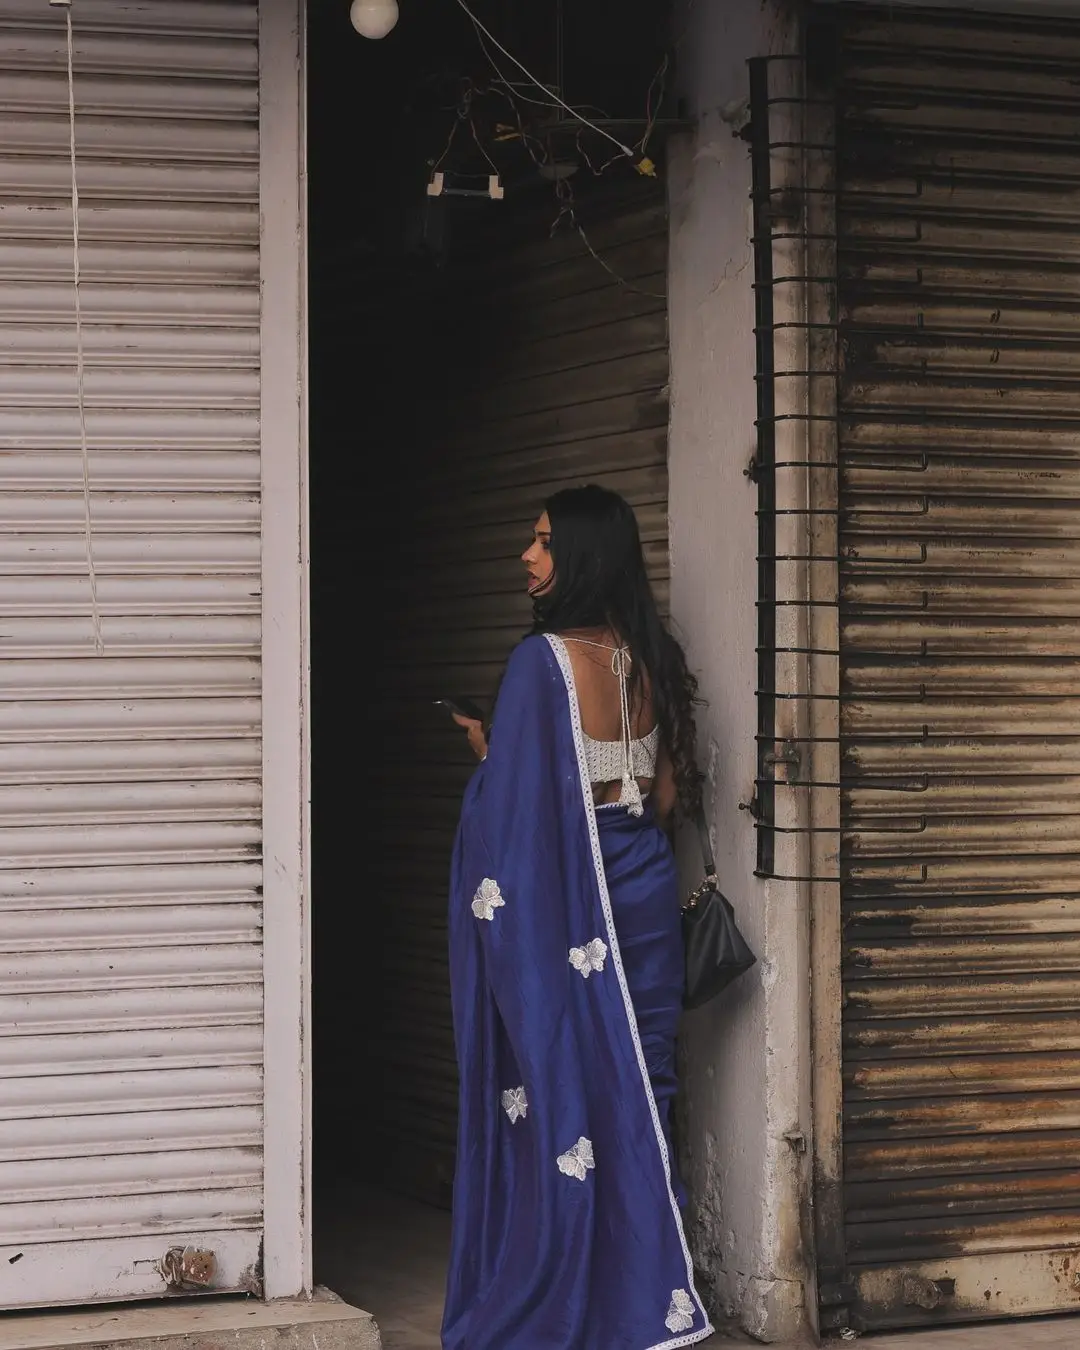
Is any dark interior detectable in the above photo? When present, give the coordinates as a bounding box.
[308,0,676,1238]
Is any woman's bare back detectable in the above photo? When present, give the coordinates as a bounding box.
[560,627,676,818]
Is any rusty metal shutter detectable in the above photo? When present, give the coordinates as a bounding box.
[0,0,263,1309]
[340,187,669,1206]
[833,5,1080,1329]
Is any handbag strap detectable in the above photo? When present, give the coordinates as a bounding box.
[692,804,718,887]
[681,795,720,911]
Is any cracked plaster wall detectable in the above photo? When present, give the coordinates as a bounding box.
[666,0,811,1342]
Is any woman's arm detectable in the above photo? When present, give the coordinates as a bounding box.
[652,741,677,833]
[453,712,488,760]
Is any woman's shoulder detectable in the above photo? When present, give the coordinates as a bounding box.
[491,635,562,720]
[498,634,564,697]
[505,632,558,674]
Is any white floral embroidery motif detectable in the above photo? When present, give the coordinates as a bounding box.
[568,937,607,978]
[665,1289,696,1334]
[471,877,505,921]
[556,1136,595,1181]
[501,1086,528,1124]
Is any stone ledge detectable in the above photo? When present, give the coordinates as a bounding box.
[0,1290,380,1350]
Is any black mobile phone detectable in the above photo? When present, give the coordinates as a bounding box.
[434,697,486,724]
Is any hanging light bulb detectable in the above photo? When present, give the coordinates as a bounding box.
[349,0,399,39]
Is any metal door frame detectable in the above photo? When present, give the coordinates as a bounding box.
[259,0,311,1299]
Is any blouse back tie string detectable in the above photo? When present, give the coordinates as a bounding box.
[562,638,645,817]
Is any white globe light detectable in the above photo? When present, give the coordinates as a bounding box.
[349,0,399,39]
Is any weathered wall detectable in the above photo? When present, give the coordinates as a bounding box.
[667,0,812,1341]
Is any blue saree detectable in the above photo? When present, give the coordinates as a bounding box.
[443,634,712,1350]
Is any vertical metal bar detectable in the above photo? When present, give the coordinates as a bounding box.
[801,13,847,1329]
[749,57,776,877]
[261,0,311,1298]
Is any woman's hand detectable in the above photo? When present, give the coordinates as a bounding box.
[453,713,488,761]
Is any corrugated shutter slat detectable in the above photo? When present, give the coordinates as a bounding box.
[835,4,1080,1327]
[0,0,262,1310]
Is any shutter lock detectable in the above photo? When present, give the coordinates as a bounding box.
[157,1246,217,1290]
[900,1273,955,1311]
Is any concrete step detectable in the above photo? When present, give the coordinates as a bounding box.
[0,1290,380,1350]
[828,1319,1080,1350]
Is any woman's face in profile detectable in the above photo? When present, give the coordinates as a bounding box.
[523,512,555,597]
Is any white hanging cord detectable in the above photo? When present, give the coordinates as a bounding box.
[52,0,104,654]
[607,645,642,810]
[451,0,637,161]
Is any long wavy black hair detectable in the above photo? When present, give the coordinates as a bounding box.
[530,484,703,814]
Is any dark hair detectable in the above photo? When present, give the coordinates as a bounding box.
[531,484,702,814]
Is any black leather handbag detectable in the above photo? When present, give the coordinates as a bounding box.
[682,809,756,1010]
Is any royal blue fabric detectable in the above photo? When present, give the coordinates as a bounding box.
[442,634,712,1350]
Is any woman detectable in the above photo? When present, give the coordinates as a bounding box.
[443,485,712,1350]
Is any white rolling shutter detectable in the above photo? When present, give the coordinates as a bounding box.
[0,0,263,1309]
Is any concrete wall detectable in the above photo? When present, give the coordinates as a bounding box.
[666,1,811,1342]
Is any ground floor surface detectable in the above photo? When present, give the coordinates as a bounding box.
[313,1181,1080,1350]
[315,1183,449,1350]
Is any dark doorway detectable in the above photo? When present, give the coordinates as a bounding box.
[307,1,675,1339]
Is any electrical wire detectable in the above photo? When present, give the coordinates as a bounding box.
[469,113,500,176]
[471,23,608,121]
[486,78,608,178]
[672,0,701,56]
[451,0,637,160]
[555,0,564,102]
[639,53,669,153]
[53,0,104,655]
[575,221,664,300]
[494,89,548,171]
[470,23,562,110]
[432,109,463,170]
[575,126,631,177]
[552,180,665,301]
[430,82,500,183]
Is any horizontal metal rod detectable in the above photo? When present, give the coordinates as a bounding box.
[773,273,839,285]
[766,368,843,380]
[764,460,839,469]
[752,823,848,834]
[755,690,845,701]
[765,321,840,333]
[758,507,840,518]
[766,645,842,657]
[755,598,842,608]
[759,181,837,194]
[751,230,838,244]
[755,733,843,744]
[756,94,836,106]
[755,412,840,426]
[753,869,841,882]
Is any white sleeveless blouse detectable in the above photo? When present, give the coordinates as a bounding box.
[581,724,660,785]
